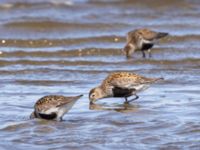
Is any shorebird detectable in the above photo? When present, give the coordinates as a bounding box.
[89,72,163,104]
[30,94,83,121]
[123,28,168,58]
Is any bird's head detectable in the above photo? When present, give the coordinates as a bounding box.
[89,87,104,104]
[122,43,135,58]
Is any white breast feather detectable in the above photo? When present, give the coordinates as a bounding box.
[57,100,77,118]
[43,107,59,114]
[133,84,150,92]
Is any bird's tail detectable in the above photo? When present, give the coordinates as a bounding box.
[156,32,168,39]
[66,94,83,103]
[75,94,84,99]
[60,94,83,115]
[152,77,164,83]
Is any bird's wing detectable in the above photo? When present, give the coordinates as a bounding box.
[139,29,168,41]
[138,29,158,41]
[107,72,161,89]
[104,72,141,89]
[109,77,141,89]
[35,95,67,114]
[36,95,82,114]
[36,100,70,114]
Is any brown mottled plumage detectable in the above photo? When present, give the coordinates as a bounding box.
[89,72,163,104]
[123,28,168,58]
[30,94,83,121]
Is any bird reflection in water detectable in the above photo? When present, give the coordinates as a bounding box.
[89,102,139,113]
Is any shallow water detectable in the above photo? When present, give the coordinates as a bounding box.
[0,0,200,149]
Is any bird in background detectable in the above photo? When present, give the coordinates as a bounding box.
[89,72,163,104]
[30,94,83,121]
[123,28,168,58]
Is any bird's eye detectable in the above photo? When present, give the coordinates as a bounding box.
[91,94,95,98]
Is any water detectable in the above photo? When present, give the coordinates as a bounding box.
[0,0,200,149]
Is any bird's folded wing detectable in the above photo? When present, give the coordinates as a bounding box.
[38,101,73,114]
[109,75,156,89]
[142,33,158,41]
[110,77,141,89]
[56,99,72,107]
[56,96,81,107]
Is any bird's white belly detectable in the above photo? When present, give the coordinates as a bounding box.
[134,84,149,92]
[44,107,59,114]
[57,101,77,118]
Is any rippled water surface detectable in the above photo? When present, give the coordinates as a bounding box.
[0,0,200,149]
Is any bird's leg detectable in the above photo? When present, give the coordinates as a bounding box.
[148,49,152,58]
[129,94,139,102]
[142,51,146,58]
[57,117,63,122]
[124,95,139,104]
[124,97,129,104]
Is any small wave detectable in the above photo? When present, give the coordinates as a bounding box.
[0,36,124,48]
[14,79,79,86]
[1,48,122,57]
[4,21,125,30]
[0,59,115,66]
[0,0,74,10]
